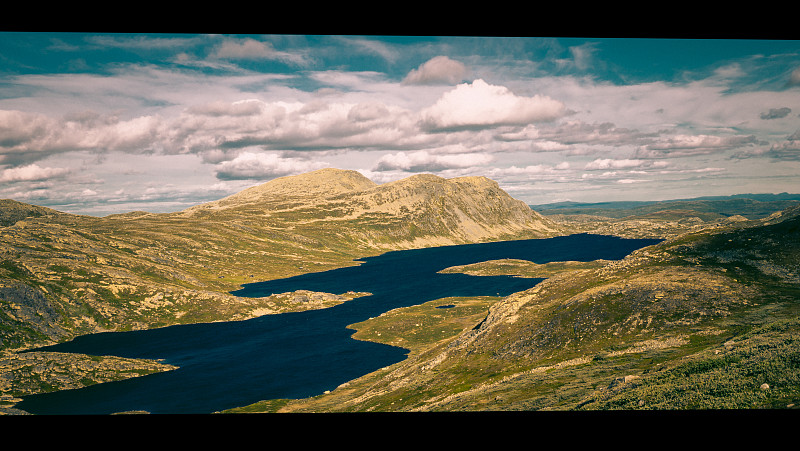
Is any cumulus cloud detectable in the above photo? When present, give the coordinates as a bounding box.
[209,37,309,66]
[214,152,329,180]
[173,99,424,154]
[185,99,266,117]
[402,56,468,85]
[0,98,421,166]
[0,109,164,165]
[0,164,70,182]
[761,129,800,160]
[789,67,800,87]
[420,79,567,131]
[373,150,493,172]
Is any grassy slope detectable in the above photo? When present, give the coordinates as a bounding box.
[244,208,800,412]
[1,170,562,407]
[4,173,798,412]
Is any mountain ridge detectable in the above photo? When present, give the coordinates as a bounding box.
[532,194,800,220]
[180,169,561,247]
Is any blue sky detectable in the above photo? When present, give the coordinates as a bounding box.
[1,33,799,215]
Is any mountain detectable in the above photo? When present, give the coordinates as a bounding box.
[532,194,800,220]
[7,169,798,414]
[185,168,561,248]
[0,169,559,353]
[261,205,800,412]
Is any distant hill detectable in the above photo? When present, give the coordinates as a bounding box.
[531,193,800,219]
[184,168,563,249]
[0,199,63,227]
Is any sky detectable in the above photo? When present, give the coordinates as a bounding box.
[1,33,799,216]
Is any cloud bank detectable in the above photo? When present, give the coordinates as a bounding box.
[2,35,799,214]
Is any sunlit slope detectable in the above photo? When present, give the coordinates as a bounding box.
[267,205,800,412]
[183,168,562,248]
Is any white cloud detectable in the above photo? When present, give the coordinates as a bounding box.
[583,158,668,170]
[85,35,202,51]
[0,164,70,182]
[616,179,648,184]
[214,152,329,180]
[761,130,800,160]
[420,79,567,130]
[209,37,309,66]
[373,150,493,172]
[403,56,468,85]
[567,42,600,71]
[0,109,164,165]
[342,37,401,63]
[789,67,800,86]
[185,99,266,117]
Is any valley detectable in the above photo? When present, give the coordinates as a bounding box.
[1,168,798,414]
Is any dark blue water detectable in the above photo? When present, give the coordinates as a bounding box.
[16,234,660,415]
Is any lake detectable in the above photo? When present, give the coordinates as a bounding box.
[16,234,661,414]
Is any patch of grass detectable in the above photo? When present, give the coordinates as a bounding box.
[349,296,500,352]
[585,319,800,410]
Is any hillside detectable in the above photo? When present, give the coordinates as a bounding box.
[184,168,560,249]
[0,168,562,406]
[249,204,800,412]
[4,169,797,414]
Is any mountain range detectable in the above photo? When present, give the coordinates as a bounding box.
[532,194,800,220]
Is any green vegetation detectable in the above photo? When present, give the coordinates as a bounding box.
[583,319,800,410]
[236,206,800,413]
[3,170,799,414]
[349,296,502,352]
[438,259,610,278]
